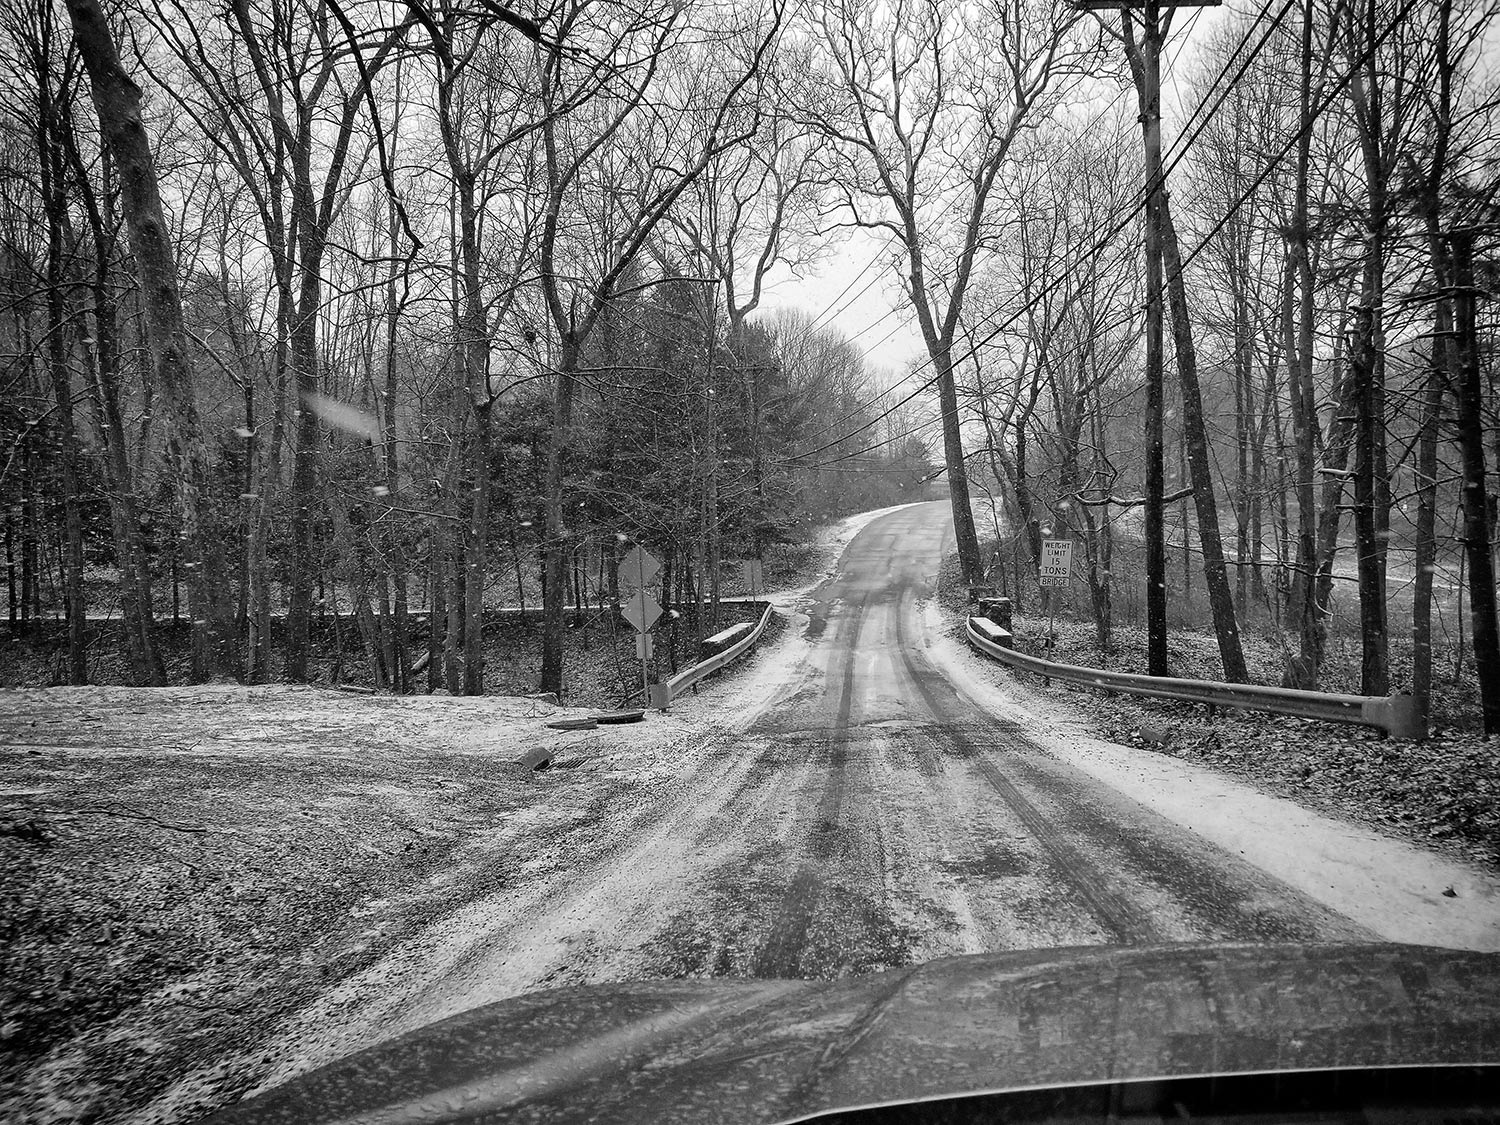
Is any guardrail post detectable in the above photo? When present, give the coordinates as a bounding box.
[1363,694,1426,741]
[979,596,1013,632]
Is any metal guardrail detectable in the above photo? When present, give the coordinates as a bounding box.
[965,616,1425,740]
[703,621,754,650]
[667,604,775,700]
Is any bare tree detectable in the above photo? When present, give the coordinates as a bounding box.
[64,0,236,678]
[1114,4,1248,682]
[409,0,543,694]
[533,0,785,696]
[803,0,1100,589]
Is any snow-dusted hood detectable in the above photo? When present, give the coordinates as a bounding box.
[204,943,1500,1125]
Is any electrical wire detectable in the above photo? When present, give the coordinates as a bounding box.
[759,7,1233,440]
[778,0,1288,456]
[779,0,1416,475]
[772,78,1142,449]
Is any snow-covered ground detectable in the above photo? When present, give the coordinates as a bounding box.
[0,684,710,1124]
[6,498,1497,1125]
[921,602,1500,952]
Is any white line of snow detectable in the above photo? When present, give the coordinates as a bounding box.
[919,600,1500,953]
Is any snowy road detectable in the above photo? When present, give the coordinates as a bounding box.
[230,498,1477,1100]
[671,500,1371,974]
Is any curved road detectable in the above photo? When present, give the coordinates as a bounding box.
[250,501,1379,1089]
[689,500,1367,980]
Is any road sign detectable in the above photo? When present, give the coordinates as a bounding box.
[635,633,654,659]
[620,545,660,588]
[1040,539,1073,588]
[622,589,663,633]
[741,558,764,594]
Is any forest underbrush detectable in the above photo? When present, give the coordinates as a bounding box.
[0,534,826,701]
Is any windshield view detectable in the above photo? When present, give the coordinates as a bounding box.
[2,0,1498,1122]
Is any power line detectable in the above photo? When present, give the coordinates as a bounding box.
[836,7,1226,360]
[780,0,1415,474]
[848,0,1289,366]
[761,7,1224,443]
[775,77,1144,449]
[779,0,1285,457]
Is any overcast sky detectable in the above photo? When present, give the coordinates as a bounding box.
[753,1,1235,385]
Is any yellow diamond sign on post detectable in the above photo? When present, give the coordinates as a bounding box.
[622,589,662,633]
[619,544,665,711]
[620,545,660,589]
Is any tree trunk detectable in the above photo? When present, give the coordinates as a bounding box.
[934,352,982,587]
[443,542,463,695]
[41,116,86,685]
[1062,410,1110,650]
[463,401,492,695]
[1012,422,1042,594]
[246,339,289,682]
[1346,0,1391,697]
[1351,268,1388,696]
[383,197,410,694]
[1160,204,1247,682]
[1314,368,1358,639]
[540,345,579,698]
[330,486,387,688]
[457,172,492,697]
[427,537,446,693]
[1411,0,1455,729]
[285,231,321,682]
[1449,231,1500,733]
[83,214,165,685]
[1233,285,1251,619]
[21,450,37,626]
[1411,348,1443,720]
[1283,227,1321,685]
[5,510,16,628]
[66,0,236,679]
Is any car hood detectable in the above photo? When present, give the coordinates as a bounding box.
[204,942,1500,1125]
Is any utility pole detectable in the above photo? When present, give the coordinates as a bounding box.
[1140,0,1169,678]
[1448,229,1500,734]
[1077,0,1216,677]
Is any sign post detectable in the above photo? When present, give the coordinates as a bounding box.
[1039,539,1073,660]
[741,558,764,597]
[620,544,663,709]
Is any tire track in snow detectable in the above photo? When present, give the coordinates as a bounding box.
[747,594,867,978]
[893,601,1163,944]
